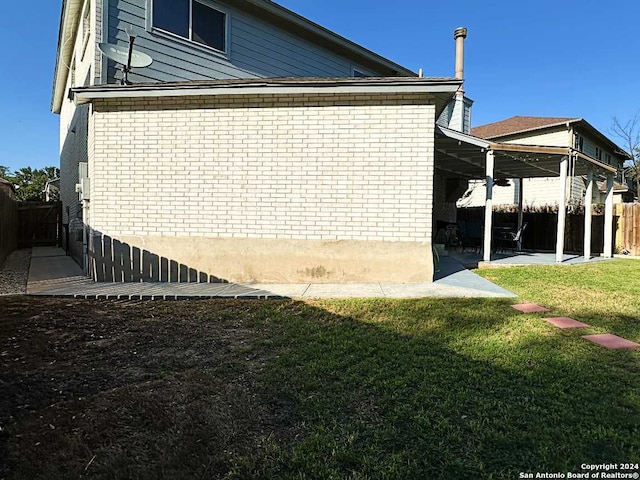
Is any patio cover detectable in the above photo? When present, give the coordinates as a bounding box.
[435,125,616,179]
[434,126,617,263]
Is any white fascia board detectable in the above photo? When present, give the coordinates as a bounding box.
[437,125,490,148]
[73,83,461,105]
[52,0,84,114]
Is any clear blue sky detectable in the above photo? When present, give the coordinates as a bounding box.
[1,0,638,172]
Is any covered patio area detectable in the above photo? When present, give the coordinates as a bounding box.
[434,126,618,264]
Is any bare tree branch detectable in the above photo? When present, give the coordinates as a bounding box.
[611,111,640,198]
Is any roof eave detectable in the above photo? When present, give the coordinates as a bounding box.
[436,125,490,149]
[71,78,461,119]
[52,0,83,114]
[572,118,633,161]
[72,78,461,104]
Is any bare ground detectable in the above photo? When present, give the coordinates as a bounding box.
[0,296,294,480]
[0,250,30,296]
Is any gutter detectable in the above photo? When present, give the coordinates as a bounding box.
[71,78,462,105]
[52,0,84,114]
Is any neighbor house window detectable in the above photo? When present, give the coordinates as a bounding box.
[595,146,602,160]
[152,0,226,53]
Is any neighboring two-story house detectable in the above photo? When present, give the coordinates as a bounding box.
[52,0,465,283]
[458,116,631,208]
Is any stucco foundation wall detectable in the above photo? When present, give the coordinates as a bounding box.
[88,93,436,283]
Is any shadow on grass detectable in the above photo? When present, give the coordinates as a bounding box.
[1,297,638,479]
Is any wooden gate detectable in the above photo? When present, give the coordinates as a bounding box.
[615,203,640,255]
[18,201,63,248]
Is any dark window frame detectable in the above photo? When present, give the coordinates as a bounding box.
[152,0,228,54]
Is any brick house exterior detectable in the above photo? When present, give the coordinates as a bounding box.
[53,0,463,283]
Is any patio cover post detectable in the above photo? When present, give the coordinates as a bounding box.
[583,167,593,262]
[603,173,614,258]
[517,178,524,232]
[555,156,569,263]
[483,150,494,262]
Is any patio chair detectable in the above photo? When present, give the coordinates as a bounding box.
[497,222,528,253]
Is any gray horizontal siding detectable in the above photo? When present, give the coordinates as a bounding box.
[230,14,352,77]
[106,0,386,84]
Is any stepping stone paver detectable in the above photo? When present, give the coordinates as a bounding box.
[582,334,640,350]
[542,317,590,329]
[511,303,550,313]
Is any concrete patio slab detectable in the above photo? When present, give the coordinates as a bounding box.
[542,317,590,329]
[26,247,516,300]
[582,334,640,350]
[511,303,551,313]
[446,251,613,270]
[434,256,515,297]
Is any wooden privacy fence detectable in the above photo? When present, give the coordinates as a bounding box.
[17,201,63,248]
[0,192,18,266]
[615,203,640,256]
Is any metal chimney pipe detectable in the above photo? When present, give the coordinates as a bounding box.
[454,27,467,80]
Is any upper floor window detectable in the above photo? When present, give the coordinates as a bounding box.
[604,153,612,164]
[595,146,602,160]
[574,133,584,152]
[152,0,226,53]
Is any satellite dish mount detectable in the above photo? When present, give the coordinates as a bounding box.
[122,28,136,85]
[98,26,153,85]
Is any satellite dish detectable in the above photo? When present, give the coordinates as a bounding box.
[99,43,152,68]
[99,40,153,85]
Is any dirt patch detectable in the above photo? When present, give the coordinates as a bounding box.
[0,296,294,479]
[0,250,30,295]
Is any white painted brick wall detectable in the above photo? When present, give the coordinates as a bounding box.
[89,94,435,243]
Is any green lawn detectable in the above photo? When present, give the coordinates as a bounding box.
[2,259,639,479]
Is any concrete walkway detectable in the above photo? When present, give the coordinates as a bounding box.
[26,247,516,300]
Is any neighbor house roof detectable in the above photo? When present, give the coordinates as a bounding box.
[52,0,417,113]
[471,116,578,140]
[596,180,629,194]
[472,116,632,161]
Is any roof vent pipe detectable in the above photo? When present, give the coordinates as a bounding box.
[454,27,468,86]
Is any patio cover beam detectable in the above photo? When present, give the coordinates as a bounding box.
[490,144,570,156]
[574,151,617,174]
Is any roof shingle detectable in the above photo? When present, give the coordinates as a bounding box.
[471,116,580,139]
